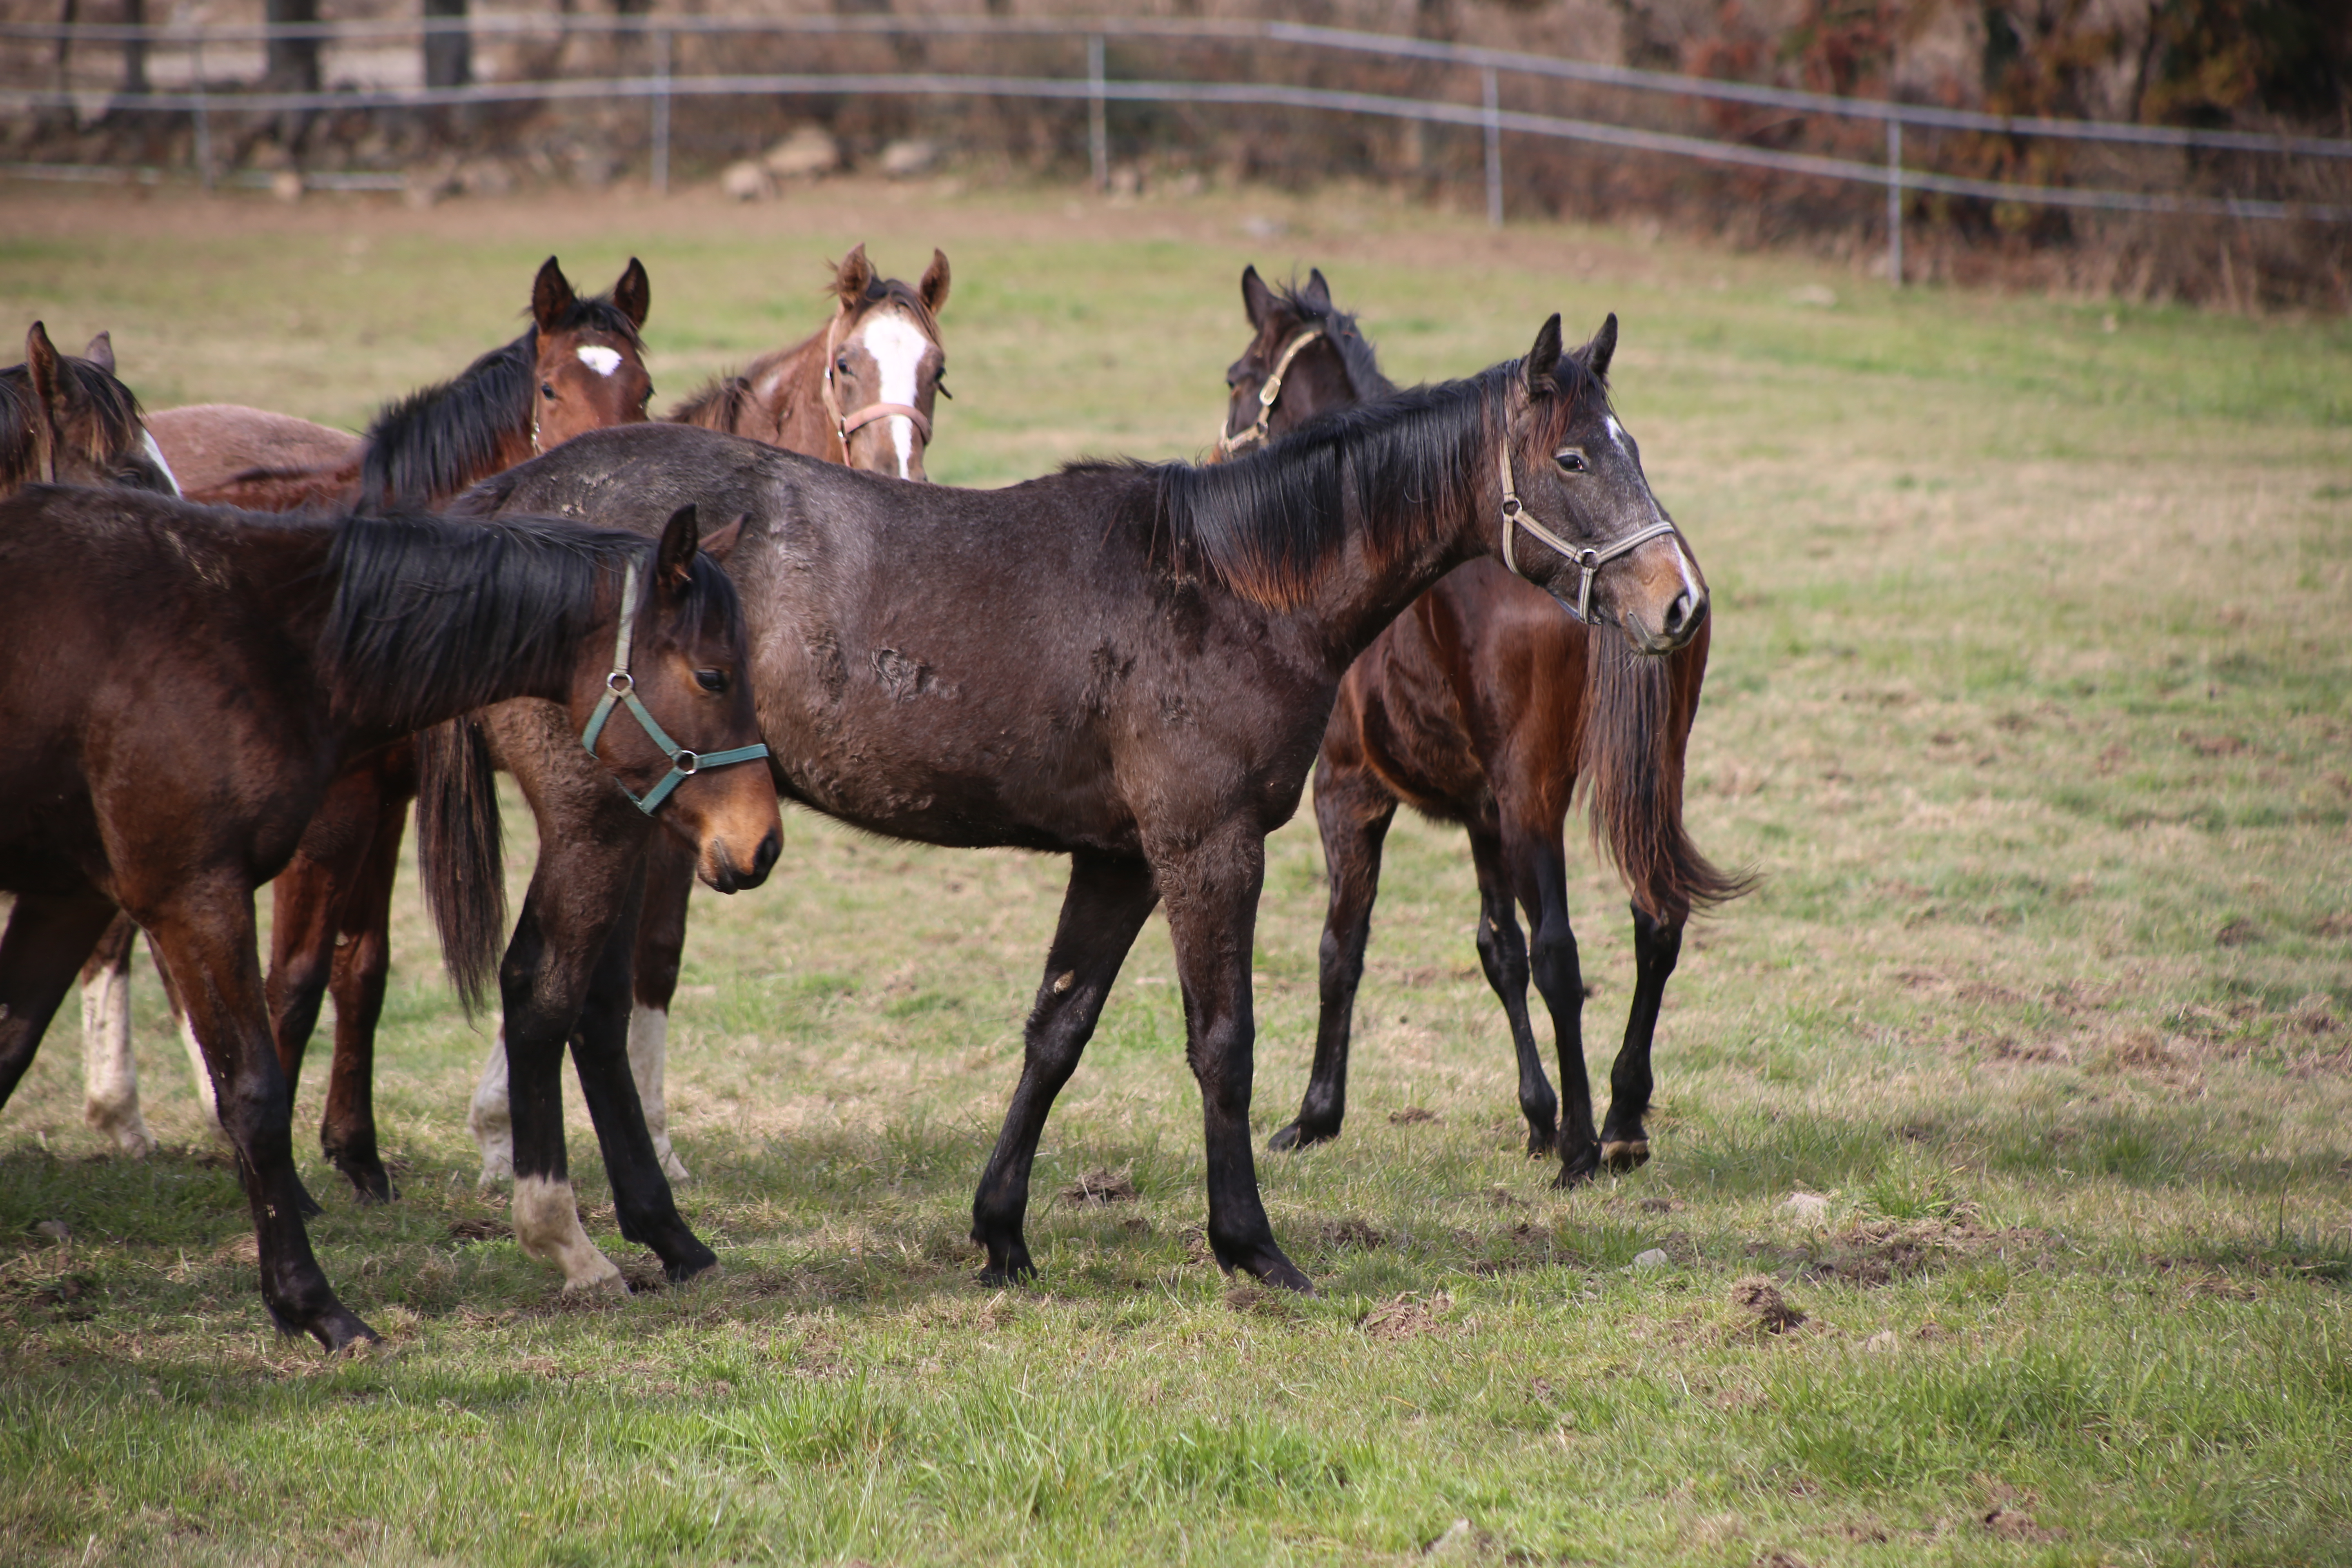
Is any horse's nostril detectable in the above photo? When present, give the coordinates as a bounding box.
[752,828,781,881]
[1664,589,1702,636]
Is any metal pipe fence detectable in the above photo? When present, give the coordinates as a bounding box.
[7,11,2347,281]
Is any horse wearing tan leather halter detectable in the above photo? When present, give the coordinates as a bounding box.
[1218,266,1748,1187]
[670,245,949,480]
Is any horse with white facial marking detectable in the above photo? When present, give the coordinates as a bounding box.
[80,258,657,1200]
[448,311,1706,1294]
[465,244,950,1187]
[669,244,949,481]
[1216,268,1748,1187]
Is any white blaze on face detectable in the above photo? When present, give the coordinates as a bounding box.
[140,428,183,497]
[853,310,931,479]
[1608,411,1702,604]
[576,345,624,378]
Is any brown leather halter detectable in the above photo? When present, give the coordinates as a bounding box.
[821,307,935,463]
[1213,325,1323,459]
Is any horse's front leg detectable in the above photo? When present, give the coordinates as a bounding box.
[624,833,701,1183]
[140,881,375,1351]
[566,870,715,1282]
[78,912,152,1154]
[2,895,122,1113]
[971,851,1159,1284]
[1270,751,1395,1152]
[1599,902,1681,1171]
[1159,828,1312,1293]
[1466,824,1562,1158]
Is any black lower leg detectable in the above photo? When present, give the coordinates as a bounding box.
[1600,902,1682,1169]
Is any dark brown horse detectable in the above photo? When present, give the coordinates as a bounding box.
[82,258,658,1198]
[1,322,179,499]
[0,494,777,1347]
[1218,268,1746,1186]
[669,244,950,480]
[146,256,653,510]
[446,310,1704,1293]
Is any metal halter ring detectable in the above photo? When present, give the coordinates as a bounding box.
[579,559,771,815]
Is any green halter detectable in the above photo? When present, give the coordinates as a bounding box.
[580,559,771,815]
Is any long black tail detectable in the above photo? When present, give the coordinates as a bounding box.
[413,717,506,1013]
[1577,617,1756,924]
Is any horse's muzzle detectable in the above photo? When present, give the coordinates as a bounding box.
[704,827,782,893]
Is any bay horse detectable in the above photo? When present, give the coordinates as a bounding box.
[1218,267,1746,1186]
[0,493,778,1348]
[670,244,950,480]
[1,321,180,497]
[444,309,1705,1293]
[81,258,656,1194]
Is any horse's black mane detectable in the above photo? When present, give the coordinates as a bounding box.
[321,511,735,729]
[1269,277,1396,402]
[1121,349,1602,611]
[357,294,643,512]
[0,353,146,491]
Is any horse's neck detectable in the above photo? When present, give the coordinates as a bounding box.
[1290,495,1490,677]
[739,331,837,457]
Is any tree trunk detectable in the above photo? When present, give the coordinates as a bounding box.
[121,0,149,97]
[265,0,320,93]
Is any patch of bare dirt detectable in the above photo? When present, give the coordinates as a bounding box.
[2178,730,2248,757]
[1389,1106,1440,1125]
[1058,1166,1138,1206]
[1359,1289,1450,1341]
[1321,1217,1385,1251]
[2216,918,2261,947]
[1750,1218,2053,1287]
[1727,1275,1807,1337]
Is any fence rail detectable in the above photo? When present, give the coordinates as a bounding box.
[8,12,2347,277]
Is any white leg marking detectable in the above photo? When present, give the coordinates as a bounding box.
[467,1025,514,1186]
[180,1015,220,1129]
[627,1004,689,1182]
[575,345,623,377]
[80,960,154,1156]
[513,1174,625,1292]
[139,428,183,497]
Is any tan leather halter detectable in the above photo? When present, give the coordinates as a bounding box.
[1497,438,1679,624]
[1213,325,1324,459]
[821,307,935,463]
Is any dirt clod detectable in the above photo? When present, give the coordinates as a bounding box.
[1730,1275,1806,1334]
[1360,1290,1449,1341]
[1389,1106,1439,1125]
[1058,1167,1138,1206]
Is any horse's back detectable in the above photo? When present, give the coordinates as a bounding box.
[148,404,360,501]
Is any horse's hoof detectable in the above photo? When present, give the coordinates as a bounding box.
[1525,1127,1559,1159]
[320,1312,382,1354]
[1551,1162,1597,1192]
[1269,1120,1337,1152]
[1235,1249,1316,1295]
[661,1241,720,1284]
[291,1178,325,1220]
[1600,1139,1651,1172]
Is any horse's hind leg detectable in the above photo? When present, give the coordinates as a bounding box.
[1599,903,1682,1172]
[79,913,153,1154]
[140,883,374,1350]
[1506,829,1599,1189]
[1270,757,1396,1152]
[1466,826,1561,1157]
[0,896,121,1112]
[972,851,1159,1285]
[317,794,409,1204]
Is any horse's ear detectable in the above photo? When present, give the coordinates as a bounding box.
[699,513,747,564]
[532,257,578,334]
[81,330,115,375]
[23,322,62,482]
[1575,312,1618,383]
[1523,313,1565,395]
[1240,265,1276,329]
[654,504,700,596]
[613,258,651,331]
[833,243,875,307]
[918,249,951,317]
[1303,268,1333,310]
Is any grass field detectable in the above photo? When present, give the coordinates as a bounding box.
[3,175,2350,1566]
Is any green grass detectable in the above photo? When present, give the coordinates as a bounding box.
[2,173,2350,1565]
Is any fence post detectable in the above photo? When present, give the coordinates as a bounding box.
[1885,116,1903,287]
[1482,67,1502,229]
[192,33,212,190]
[1087,34,1107,192]
[651,25,671,195]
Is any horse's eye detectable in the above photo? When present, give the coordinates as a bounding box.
[835,357,852,375]
[541,382,557,400]
[1556,449,1589,473]
[694,668,728,694]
